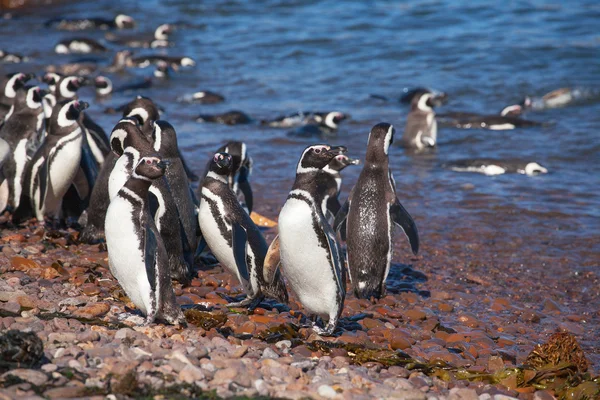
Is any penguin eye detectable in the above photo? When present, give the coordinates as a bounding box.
[145,159,152,164]
[314,148,321,154]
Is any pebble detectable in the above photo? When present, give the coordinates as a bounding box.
[2,369,48,386]
[318,384,337,399]
[178,364,205,383]
[262,347,279,359]
[448,388,479,400]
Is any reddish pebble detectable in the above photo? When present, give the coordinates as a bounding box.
[404,309,427,321]
[82,284,100,296]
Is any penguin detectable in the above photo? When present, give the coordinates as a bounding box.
[196,110,252,125]
[53,75,90,103]
[286,111,349,137]
[94,76,113,97]
[443,158,548,176]
[45,14,135,30]
[107,125,193,284]
[153,61,170,79]
[401,90,443,149]
[520,87,600,111]
[42,72,63,94]
[334,123,419,300]
[267,144,347,335]
[0,86,46,212]
[55,38,108,54]
[198,141,253,214]
[79,117,142,243]
[436,111,542,130]
[199,152,288,309]
[321,153,360,223]
[152,120,198,281]
[17,100,89,223]
[0,50,28,63]
[262,111,347,130]
[105,24,172,48]
[105,155,185,325]
[0,72,35,123]
[129,55,195,69]
[177,90,224,104]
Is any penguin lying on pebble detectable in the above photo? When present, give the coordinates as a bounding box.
[199,152,288,309]
[335,123,419,300]
[267,144,347,335]
[106,155,185,325]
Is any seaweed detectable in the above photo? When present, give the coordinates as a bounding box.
[184,309,227,330]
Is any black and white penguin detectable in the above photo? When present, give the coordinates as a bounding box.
[46,14,135,30]
[94,75,113,97]
[0,86,46,212]
[443,158,548,176]
[436,110,542,130]
[42,72,62,94]
[270,144,347,335]
[199,152,288,308]
[18,100,89,223]
[321,153,360,222]
[107,125,193,284]
[401,90,443,149]
[0,50,28,63]
[105,24,172,48]
[263,111,347,129]
[334,123,419,300]
[105,156,185,325]
[520,87,600,111]
[152,120,198,280]
[199,141,253,214]
[153,61,170,79]
[55,38,108,54]
[177,90,224,104]
[0,72,35,123]
[196,110,252,125]
[129,55,195,70]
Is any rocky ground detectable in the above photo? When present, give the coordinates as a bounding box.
[0,212,598,400]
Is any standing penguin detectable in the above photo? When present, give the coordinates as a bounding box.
[269,144,347,335]
[0,72,35,124]
[105,156,185,325]
[18,100,89,223]
[199,152,288,309]
[334,123,419,300]
[0,86,47,212]
[401,90,442,150]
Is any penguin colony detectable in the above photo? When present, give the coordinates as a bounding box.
[1,11,568,333]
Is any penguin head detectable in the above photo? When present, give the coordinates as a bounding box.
[400,87,448,105]
[154,24,172,40]
[151,120,179,157]
[42,72,63,93]
[134,157,170,181]
[296,144,347,174]
[326,154,361,172]
[411,91,444,112]
[57,76,90,99]
[4,72,34,98]
[522,162,548,176]
[315,111,348,130]
[51,99,89,131]
[110,118,147,156]
[154,61,170,79]
[115,14,135,29]
[210,152,233,176]
[123,96,160,126]
[366,122,394,158]
[26,86,47,109]
[94,76,112,96]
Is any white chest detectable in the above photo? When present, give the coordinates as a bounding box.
[109,156,131,200]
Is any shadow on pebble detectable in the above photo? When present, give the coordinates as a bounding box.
[386,263,430,297]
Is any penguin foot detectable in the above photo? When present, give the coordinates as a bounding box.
[227,295,263,311]
[311,322,337,337]
[79,224,105,244]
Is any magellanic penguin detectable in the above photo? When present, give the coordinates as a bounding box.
[198,141,253,214]
[177,91,224,104]
[129,54,196,70]
[152,120,198,281]
[401,90,444,150]
[107,125,193,284]
[443,158,548,176]
[267,144,347,335]
[196,110,252,125]
[15,100,89,223]
[334,123,419,300]
[55,37,108,54]
[105,24,172,48]
[45,14,135,30]
[0,86,47,213]
[199,152,288,309]
[105,156,185,325]
[0,72,35,124]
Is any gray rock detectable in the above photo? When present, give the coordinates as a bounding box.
[275,340,292,350]
[449,388,479,400]
[48,332,77,343]
[261,347,279,359]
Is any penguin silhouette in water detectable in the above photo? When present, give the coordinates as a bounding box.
[334,123,419,300]
[105,156,185,325]
[198,152,288,309]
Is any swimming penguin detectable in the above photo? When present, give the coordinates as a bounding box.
[177,90,224,104]
[199,152,288,308]
[45,14,135,30]
[519,87,600,111]
[436,109,542,130]
[263,111,347,129]
[0,50,28,64]
[334,123,419,300]
[0,72,35,123]
[153,61,170,79]
[105,24,172,48]
[107,126,193,284]
[152,120,198,281]
[105,155,185,325]
[199,141,253,213]
[18,100,89,223]
[196,110,252,125]
[0,86,46,212]
[94,76,113,97]
[401,90,443,149]
[321,153,360,222]
[269,144,347,335]
[55,37,108,54]
[443,158,549,176]
[129,55,195,70]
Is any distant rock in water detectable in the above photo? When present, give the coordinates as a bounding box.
[0,330,44,370]
[196,110,252,125]
[443,158,548,176]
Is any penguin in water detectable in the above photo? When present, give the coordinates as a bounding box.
[152,120,198,280]
[196,110,252,125]
[267,144,347,335]
[55,37,108,54]
[0,72,34,124]
[45,14,135,31]
[15,100,89,224]
[334,123,419,300]
[0,86,47,213]
[129,54,195,70]
[199,141,253,214]
[105,155,185,325]
[105,24,172,48]
[401,90,444,150]
[177,91,224,104]
[443,158,548,176]
[107,125,193,284]
[321,153,360,224]
[199,152,288,309]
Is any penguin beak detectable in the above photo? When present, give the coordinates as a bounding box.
[74,101,89,112]
[327,145,347,156]
[346,157,360,165]
[431,92,448,106]
[157,160,171,170]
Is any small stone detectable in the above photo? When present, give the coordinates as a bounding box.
[254,379,269,396]
[48,332,77,343]
[492,395,518,400]
[262,347,279,359]
[532,391,556,400]
[291,360,314,371]
[72,302,110,318]
[211,367,237,385]
[275,340,292,350]
[44,386,86,399]
[231,345,248,358]
[405,310,427,321]
[179,364,205,384]
[2,369,48,386]
[41,364,58,373]
[448,388,478,400]
[115,328,135,340]
[0,301,20,315]
[318,384,337,399]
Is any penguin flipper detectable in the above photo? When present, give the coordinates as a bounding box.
[38,156,50,208]
[237,166,253,214]
[390,200,419,255]
[333,199,349,234]
[263,235,281,285]
[144,227,158,292]
[148,191,159,220]
[231,222,250,282]
[320,213,346,295]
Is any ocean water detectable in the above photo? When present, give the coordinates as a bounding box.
[2,1,599,271]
